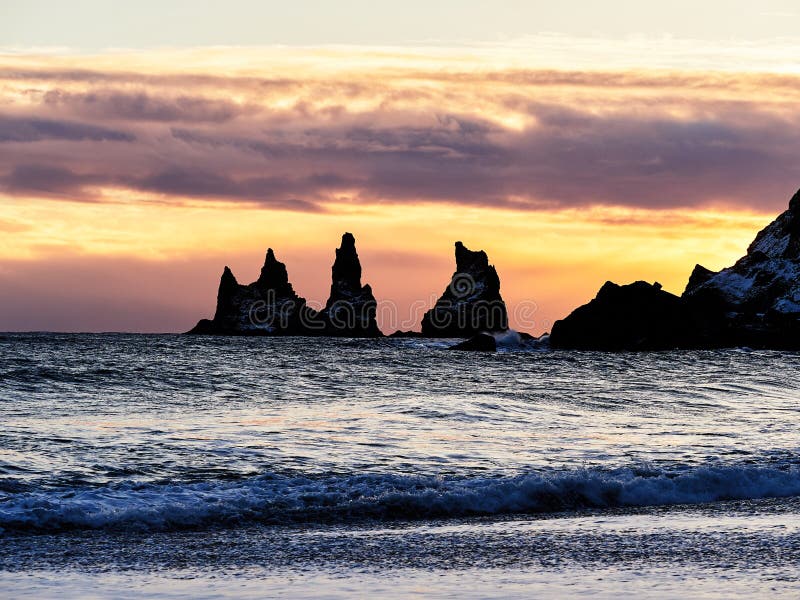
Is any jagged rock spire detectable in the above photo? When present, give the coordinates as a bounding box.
[256,247,295,298]
[326,232,363,307]
[189,234,382,337]
[421,241,507,337]
[213,266,241,322]
[322,233,381,336]
[455,241,489,272]
[258,248,288,285]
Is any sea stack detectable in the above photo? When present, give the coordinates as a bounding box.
[421,242,508,337]
[319,233,382,337]
[188,248,313,335]
[188,233,382,337]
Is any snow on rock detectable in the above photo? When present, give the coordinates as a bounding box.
[681,188,800,347]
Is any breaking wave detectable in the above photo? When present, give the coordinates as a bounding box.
[2,462,800,533]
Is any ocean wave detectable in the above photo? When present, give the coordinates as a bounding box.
[2,463,800,533]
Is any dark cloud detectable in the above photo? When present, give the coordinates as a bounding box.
[0,164,325,211]
[40,90,246,123]
[133,168,325,211]
[0,116,134,142]
[2,64,800,213]
[2,164,102,198]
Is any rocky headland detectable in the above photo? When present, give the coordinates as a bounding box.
[550,189,800,350]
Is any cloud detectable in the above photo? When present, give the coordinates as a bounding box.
[1,58,800,213]
[2,164,102,198]
[133,168,325,211]
[39,89,248,123]
[0,115,134,142]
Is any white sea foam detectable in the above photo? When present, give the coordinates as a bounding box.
[2,464,800,533]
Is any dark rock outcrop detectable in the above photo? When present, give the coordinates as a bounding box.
[685,264,716,291]
[551,189,800,350]
[450,332,497,351]
[550,281,701,350]
[389,330,424,338]
[319,233,382,337]
[682,189,800,348]
[188,249,314,336]
[421,242,508,337]
[188,233,382,337]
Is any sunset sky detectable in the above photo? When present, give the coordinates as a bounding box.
[1,1,799,334]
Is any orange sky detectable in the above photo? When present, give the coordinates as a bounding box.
[0,46,797,333]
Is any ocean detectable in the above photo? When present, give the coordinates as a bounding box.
[2,333,800,598]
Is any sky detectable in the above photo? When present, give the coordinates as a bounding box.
[1,1,800,333]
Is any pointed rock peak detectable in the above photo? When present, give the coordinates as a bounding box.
[684,264,716,294]
[258,247,290,288]
[221,266,238,285]
[454,241,489,272]
[332,232,362,288]
[421,240,507,336]
[213,265,241,321]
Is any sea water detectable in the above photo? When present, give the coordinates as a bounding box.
[1,333,800,598]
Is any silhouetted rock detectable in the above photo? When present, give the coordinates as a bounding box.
[187,235,383,337]
[319,233,382,337]
[188,249,315,335]
[450,332,497,351]
[550,281,701,350]
[686,264,717,291]
[421,242,508,337]
[551,189,800,350]
[682,189,800,348]
[389,330,424,338]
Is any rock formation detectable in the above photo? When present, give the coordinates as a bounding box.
[549,281,701,350]
[682,189,800,348]
[188,233,382,337]
[319,233,382,337]
[389,330,424,338]
[421,242,508,336]
[188,248,314,335]
[551,189,800,350]
[450,332,497,351]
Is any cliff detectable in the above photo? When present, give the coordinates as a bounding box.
[550,189,800,350]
